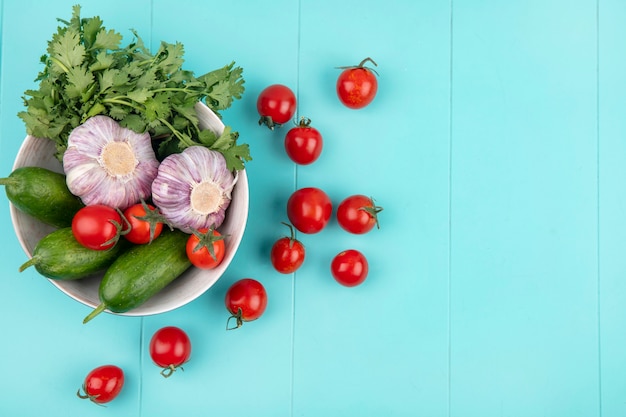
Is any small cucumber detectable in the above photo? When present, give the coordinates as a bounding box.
[0,166,84,227]
[83,229,192,323]
[19,227,126,280]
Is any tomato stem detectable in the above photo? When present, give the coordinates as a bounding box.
[357,57,377,68]
[226,307,244,330]
[297,117,312,127]
[129,200,173,244]
[190,226,227,261]
[101,208,132,249]
[258,115,282,130]
[336,57,379,76]
[160,364,184,378]
[76,386,106,407]
[360,197,384,229]
[281,221,298,249]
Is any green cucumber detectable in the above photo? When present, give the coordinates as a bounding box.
[19,227,126,280]
[83,229,192,323]
[0,166,84,227]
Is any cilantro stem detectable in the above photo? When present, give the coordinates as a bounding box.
[102,96,198,148]
[152,87,194,94]
[102,98,143,112]
[157,118,195,147]
[49,56,70,74]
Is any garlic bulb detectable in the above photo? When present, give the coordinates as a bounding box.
[63,116,160,209]
[151,146,237,233]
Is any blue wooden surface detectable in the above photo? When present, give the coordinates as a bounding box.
[0,0,624,416]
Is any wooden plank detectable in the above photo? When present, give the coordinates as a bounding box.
[449,1,600,415]
[143,1,300,415]
[292,1,451,415]
[0,2,151,415]
[599,0,626,416]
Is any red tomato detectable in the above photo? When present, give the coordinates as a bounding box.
[336,195,383,234]
[270,222,305,274]
[149,326,192,378]
[72,205,125,250]
[331,249,369,287]
[284,117,323,165]
[225,278,268,329]
[336,57,379,109]
[77,365,124,404]
[123,202,164,244]
[186,228,226,269]
[287,187,332,234]
[257,84,297,129]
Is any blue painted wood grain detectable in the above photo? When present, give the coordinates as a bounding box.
[0,0,623,416]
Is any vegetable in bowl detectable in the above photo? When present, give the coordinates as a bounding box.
[18,4,251,171]
[10,5,251,318]
[152,146,237,233]
[63,115,160,209]
[10,120,250,318]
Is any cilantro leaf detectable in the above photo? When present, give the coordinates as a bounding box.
[119,114,147,133]
[172,102,199,127]
[206,81,238,110]
[199,63,245,110]
[126,88,153,104]
[82,16,104,48]
[89,51,115,72]
[210,126,236,151]
[65,66,94,100]
[108,104,130,120]
[98,68,118,92]
[92,29,123,51]
[222,142,252,172]
[144,93,171,121]
[20,6,250,170]
[50,28,85,72]
[197,129,218,147]
[135,67,159,89]
[156,42,185,75]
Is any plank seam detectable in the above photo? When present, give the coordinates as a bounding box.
[596,0,603,415]
[290,4,303,417]
[448,0,454,416]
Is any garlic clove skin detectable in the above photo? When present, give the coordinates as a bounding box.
[63,115,160,210]
[152,146,237,233]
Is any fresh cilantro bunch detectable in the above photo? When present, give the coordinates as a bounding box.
[18,5,250,171]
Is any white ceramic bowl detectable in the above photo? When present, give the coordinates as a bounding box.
[10,102,249,316]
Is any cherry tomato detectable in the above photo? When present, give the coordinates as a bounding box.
[284,117,323,165]
[225,278,268,329]
[287,187,332,234]
[149,326,192,378]
[72,205,125,250]
[270,222,305,274]
[336,57,379,109]
[186,228,226,269]
[336,195,383,234]
[123,201,164,244]
[331,249,369,287]
[77,364,124,404]
[257,84,297,129]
